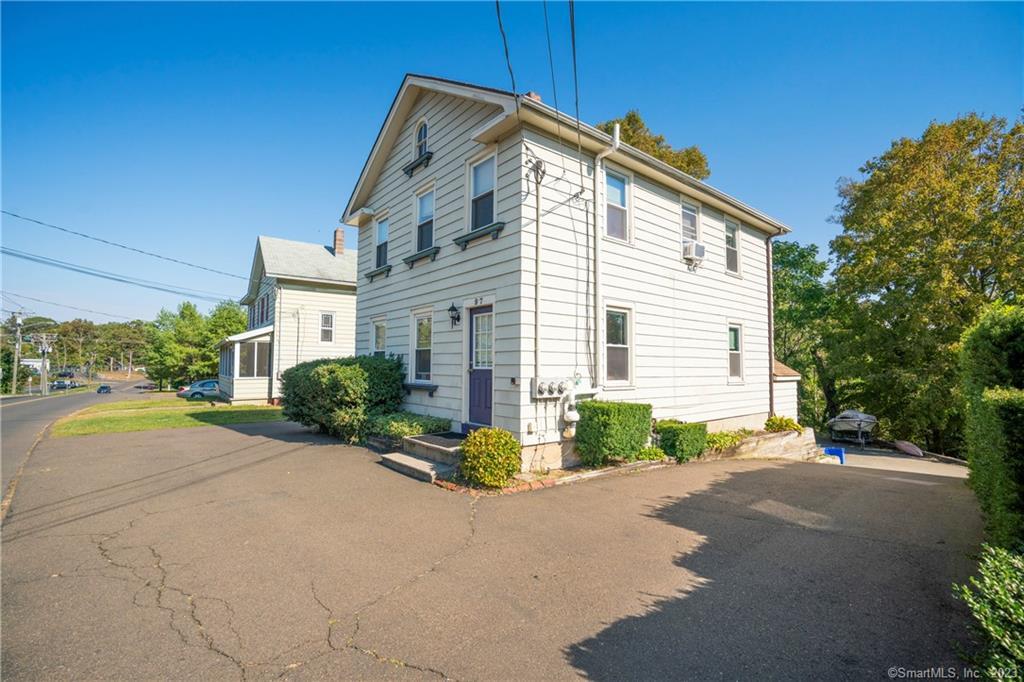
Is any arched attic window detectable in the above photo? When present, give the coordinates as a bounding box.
[415,120,429,158]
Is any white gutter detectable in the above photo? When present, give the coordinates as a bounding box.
[533,159,546,390]
[591,123,620,393]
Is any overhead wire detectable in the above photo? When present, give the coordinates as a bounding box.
[1,291,135,320]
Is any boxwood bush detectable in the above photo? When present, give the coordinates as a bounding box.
[281,355,404,442]
[575,400,652,466]
[366,411,451,441]
[459,427,521,487]
[954,544,1024,676]
[655,420,707,462]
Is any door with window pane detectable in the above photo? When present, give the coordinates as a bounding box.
[468,306,493,425]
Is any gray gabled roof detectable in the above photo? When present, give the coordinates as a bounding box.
[242,236,357,303]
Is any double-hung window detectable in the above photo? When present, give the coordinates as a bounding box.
[606,308,631,382]
[470,155,496,230]
[728,325,743,380]
[681,201,699,244]
[416,189,434,252]
[372,319,386,357]
[320,312,334,343]
[606,171,628,240]
[725,220,740,274]
[415,121,428,158]
[413,313,432,381]
[238,341,271,378]
[375,217,389,268]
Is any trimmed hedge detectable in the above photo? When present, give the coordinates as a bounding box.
[366,411,451,441]
[575,401,652,466]
[961,303,1024,548]
[954,544,1024,676]
[281,355,405,442]
[460,427,521,487]
[765,415,801,433]
[655,420,707,462]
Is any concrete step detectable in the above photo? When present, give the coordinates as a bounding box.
[380,452,456,483]
[402,433,464,466]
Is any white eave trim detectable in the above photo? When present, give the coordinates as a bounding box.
[220,325,273,346]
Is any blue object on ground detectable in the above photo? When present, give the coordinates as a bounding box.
[824,447,845,464]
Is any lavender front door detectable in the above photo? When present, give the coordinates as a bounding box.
[468,306,493,426]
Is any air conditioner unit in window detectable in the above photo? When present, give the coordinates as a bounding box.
[683,240,706,264]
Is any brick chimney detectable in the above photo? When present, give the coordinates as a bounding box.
[333,228,344,256]
[524,91,542,103]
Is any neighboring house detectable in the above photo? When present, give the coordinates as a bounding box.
[19,358,47,373]
[342,74,799,469]
[218,231,357,404]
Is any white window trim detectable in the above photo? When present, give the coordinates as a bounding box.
[680,197,702,249]
[319,311,335,345]
[374,211,390,267]
[603,302,635,388]
[414,117,429,158]
[466,147,498,232]
[414,182,436,252]
[724,218,742,277]
[409,307,433,384]
[727,322,744,384]
[603,165,633,244]
[371,316,387,357]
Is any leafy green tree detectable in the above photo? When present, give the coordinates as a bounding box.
[597,110,710,179]
[830,113,1024,453]
[1,346,28,393]
[142,300,245,388]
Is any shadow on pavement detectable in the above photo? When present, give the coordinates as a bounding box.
[565,464,977,679]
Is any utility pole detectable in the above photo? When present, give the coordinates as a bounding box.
[11,314,23,395]
[27,333,57,396]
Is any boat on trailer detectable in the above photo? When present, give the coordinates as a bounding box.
[827,410,879,446]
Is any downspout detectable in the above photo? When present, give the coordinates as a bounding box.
[591,123,620,391]
[274,283,283,403]
[533,158,546,388]
[765,233,777,417]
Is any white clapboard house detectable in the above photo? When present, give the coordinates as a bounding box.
[342,74,800,469]
[217,231,357,403]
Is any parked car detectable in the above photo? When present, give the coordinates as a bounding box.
[177,379,219,399]
[50,379,69,390]
[96,385,112,394]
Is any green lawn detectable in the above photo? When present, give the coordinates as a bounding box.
[52,399,284,437]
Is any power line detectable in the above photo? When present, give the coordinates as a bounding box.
[1,247,234,303]
[1,210,247,280]
[494,0,540,166]
[1,291,135,320]
[568,0,586,191]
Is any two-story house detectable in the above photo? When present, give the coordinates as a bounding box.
[343,74,799,469]
[217,231,357,403]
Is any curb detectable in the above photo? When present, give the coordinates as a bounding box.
[431,458,674,496]
[1,421,54,523]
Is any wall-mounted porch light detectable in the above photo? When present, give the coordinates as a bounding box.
[448,303,461,328]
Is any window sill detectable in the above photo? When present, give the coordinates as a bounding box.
[403,382,439,397]
[602,234,633,247]
[727,378,745,385]
[366,264,392,281]
[602,382,634,391]
[725,269,743,279]
[402,151,434,177]
[453,222,505,250]
[402,246,441,268]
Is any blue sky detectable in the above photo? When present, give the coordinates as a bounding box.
[2,1,1021,321]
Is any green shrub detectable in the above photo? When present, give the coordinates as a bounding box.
[636,445,668,461]
[459,427,522,487]
[765,415,802,432]
[954,544,1024,676]
[704,429,753,453]
[575,401,652,466]
[281,355,405,442]
[655,420,707,462]
[366,411,451,440]
[961,303,1024,548]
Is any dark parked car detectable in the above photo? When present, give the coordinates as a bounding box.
[97,385,112,394]
[50,379,70,390]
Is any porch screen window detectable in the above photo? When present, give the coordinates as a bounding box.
[320,313,334,343]
[238,341,271,378]
[606,171,628,240]
[681,202,699,243]
[372,320,386,357]
[725,220,739,273]
[606,309,630,382]
[414,314,432,381]
[375,218,389,268]
[728,326,742,379]
[471,155,496,230]
[417,190,434,252]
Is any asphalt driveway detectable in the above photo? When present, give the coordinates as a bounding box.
[1,421,981,680]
